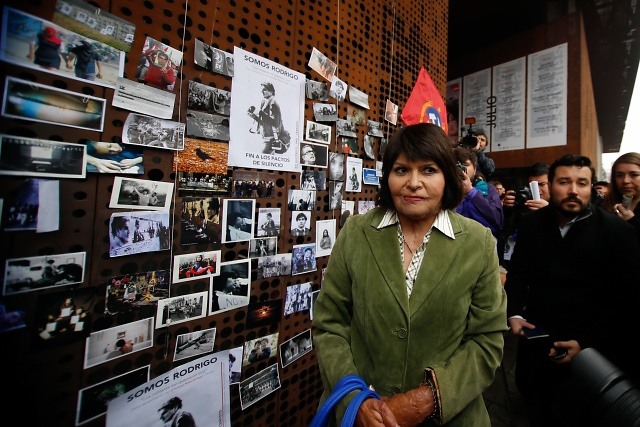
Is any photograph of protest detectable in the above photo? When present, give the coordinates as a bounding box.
[109,177,173,211]
[186,109,230,141]
[172,250,221,284]
[108,211,171,257]
[209,259,250,315]
[257,253,291,279]
[187,80,231,115]
[156,291,208,329]
[122,113,185,151]
[280,328,312,368]
[83,317,154,369]
[3,251,85,296]
[283,281,313,315]
[173,327,216,362]
[105,269,170,315]
[180,196,221,248]
[287,189,315,211]
[312,102,338,122]
[231,169,277,198]
[135,36,182,92]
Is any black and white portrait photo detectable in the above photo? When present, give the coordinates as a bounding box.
[300,170,327,191]
[315,219,336,257]
[299,142,328,168]
[364,134,375,159]
[109,177,173,210]
[329,76,347,102]
[222,198,255,243]
[328,152,344,181]
[255,207,281,237]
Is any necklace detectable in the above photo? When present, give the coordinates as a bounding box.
[404,239,415,256]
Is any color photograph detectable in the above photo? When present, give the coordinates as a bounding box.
[83,317,154,369]
[3,251,85,296]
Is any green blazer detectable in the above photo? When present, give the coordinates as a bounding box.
[313,207,507,426]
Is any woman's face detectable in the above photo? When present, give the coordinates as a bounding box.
[93,142,123,155]
[329,154,344,178]
[388,153,444,222]
[613,162,640,198]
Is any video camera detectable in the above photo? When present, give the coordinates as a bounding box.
[460,117,479,149]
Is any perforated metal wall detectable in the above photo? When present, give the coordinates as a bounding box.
[0,0,449,425]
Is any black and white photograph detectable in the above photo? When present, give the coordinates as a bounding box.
[299,141,328,168]
[363,167,380,186]
[2,76,106,132]
[156,291,208,329]
[336,118,357,138]
[287,189,315,211]
[341,200,356,227]
[75,366,149,426]
[240,364,281,410]
[222,198,255,243]
[329,76,347,102]
[187,80,231,115]
[209,259,250,315]
[246,299,282,328]
[367,119,384,137]
[0,7,126,89]
[177,171,232,196]
[231,169,277,198]
[305,79,329,101]
[358,200,377,215]
[380,137,388,157]
[346,157,363,192]
[280,329,313,368]
[249,237,277,258]
[385,99,399,125]
[3,251,85,296]
[347,105,366,125]
[342,136,359,155]
[108,211,171,257]
[308,47,336,81]
[305,120,331,144]
[348,85,370,109]
[193,38,213,70]
[242,333,279,367]
[105,269,170,315]
[135,36,182,92]
[228,346,243,384]
[291,243,317,275]
[312,102,338,122]
[180,196,221,248]
[109,177,173,211]
[83,317,154,369]
[257,253,292,279]
[173,328,216,362]
[0,135,86,179]
[228,47,304,172]
[364,134,376,159]
[111,76,176,120]
[172,250,221,284]
[301,170,327,191]
[33,287,93,348]
[211,46,234,77]
[316,219,336,257]
[328,152,344,181]
[86,140,143,174]
[283,281,313,315]
[185,109,230,141]
[255,207,281,237]
[309,289,320,320]
[122,113,185,151]
[328,181,344,210]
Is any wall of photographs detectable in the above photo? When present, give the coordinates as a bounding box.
[0,0,450,426]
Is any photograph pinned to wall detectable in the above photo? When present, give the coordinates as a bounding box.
[309,289,320,320]
[155,291,208,329]
[308,47,337,81]
[362,168,380,186]
[305,79,329,101]
[345,157,363,192]
[105,269,170,315]
[336,118,357,138]
[135,36,182,92]
[364,135,375,159]
[187,80,231,116]
[315,218,336,257]
[342,136,359,155]
[53,0,135,52]
[108,211,171,258]
[193,38,213,71]
[385,99,399,125]
[211,46,234,77]
[358,200,377,215]
[247,300,283,328]
[0,298,26,333]
[301,170,326,191]
[83,317,154,369]
[328,181,344,210]
[228,346,243,384]
[242,333,279,367]
[255,207,281,237]
[291,243,317,275]
[299,141,328,168]
[367,119,384,137]
[185,109,230,141]
[109,177,173,211]
[222,198,255,243]
[257,253,292,279]
[380,138,388,157]
[2,179,40,232]
[290,210,312,237]
[328,152,345,181]
[172,250,221,284]
[2,76,106,132]
[173,327,216,362]
[209,258,250,315]
[86,140,143,174]
[240,364,281,410]
[3,251,85,296]
[312,102,338,122]
[177,171,232,196]
[33,286,93,348]
[228,47,304,172]
[305,120,332,144]
[341,200,356,227]
[180,196,221,248]
[248,236,277,258]
[329,76,347,102]
[75,365,149,426]
[280,329,313,368]
[283,281,313,316]
[122,113,185,150]
[111,76,176,119]
[287,189,315,211]
[346,105,366,126]
[174,138,229,174]
[0,7,126,89]
[0,135,86,179]
[231,169,277,198]
[348,85,370,109]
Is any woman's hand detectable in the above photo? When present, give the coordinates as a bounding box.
[86,156,122,172]
[119,157,143,168]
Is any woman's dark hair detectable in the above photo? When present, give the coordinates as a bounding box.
[378,123,463,210]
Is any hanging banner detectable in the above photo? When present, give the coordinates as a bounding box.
[401,67,448,133]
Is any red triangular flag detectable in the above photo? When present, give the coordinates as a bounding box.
[401,67,448,133]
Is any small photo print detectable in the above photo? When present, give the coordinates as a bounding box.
[34,287,93,348]
[187,80,231,115]
[328,152,344,181]
[180,196,221,248]
[246,299,282,329]
[174,138,229,174]
[287,189,315,211]
[300,141,328,168]
[284,281,313,315]
[316,219,336,257]
[336,118,357,138]
[172,250,221,284]
[108,211,171,257]
[329,181,344,210]
[2,76,106,132]
[156,291,208,329]
[239,364,281,410]
[173,328,216,362]
[301,170,327,191]
[210,47,234,77]
[305,121,331,144]
[385,99,398,125]
[86,141,143,174]
[185,109,230,141]
[249,237,277,258]
[194,38,213,71]
[222,199,255,243]
[291,243,317,275]
[345,157,363,192]
[136,36,182,92]
[364,135,375,159]
[342,137,358,155]
[255,207,281,237]
[312,102,338,122]
[228,346,243,384]
[122,113,185,151]
[83,317,154,369]
[105,269,170,315]
[341,200,355,226]
[280,329,312,368]
[329,76,347,102]
[348,86,370,109]
[346,105,366,125]
[362,168,380,186]
[308,47,336,81]
[3,251,85,296]
[305,79,329,101]
[290,210,312,237]
[309,289,320,320]
[358,200,377,215]
[109,177,173,210]
[242,333,279,367]
[209,259,250,315]
[0,298,26,333]
[257,254,292,279]
[231,169,277,198]
[367,120,384,137]
[177,171,232,196]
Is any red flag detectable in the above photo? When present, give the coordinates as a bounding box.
[401,67,448,133]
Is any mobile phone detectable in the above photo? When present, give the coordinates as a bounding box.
[622,195,633,208]
[522,326,549,339]
[550,347,568,360]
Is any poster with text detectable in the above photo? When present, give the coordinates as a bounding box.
[492,57,526,151]
[462,68,492,152]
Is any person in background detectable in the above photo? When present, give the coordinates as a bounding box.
[313,123,507,426]
[66,39,103,81]
[27,26,64,70]
[489,179,506,201]
[466,126,495,178]
[592,180,610,199]
[504,154,640,426]
[600,152,640,241]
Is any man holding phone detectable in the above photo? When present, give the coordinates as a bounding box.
[504,154,640,426]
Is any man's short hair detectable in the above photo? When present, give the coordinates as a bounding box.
[296,212,307,221]
[304,247,312,254]
[159,396,182,411]
[157,52,169,60]
[261,82,275,93]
